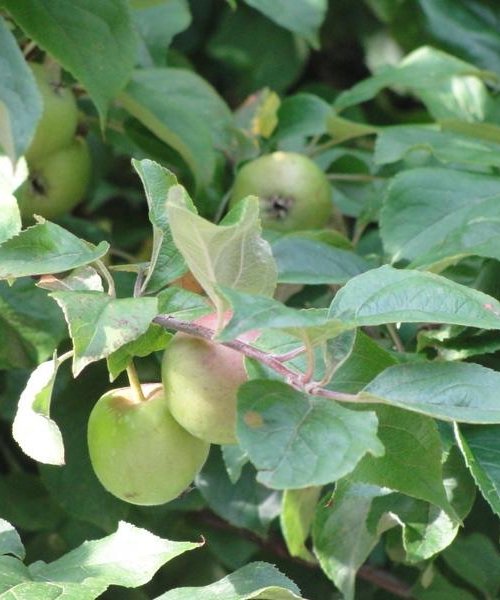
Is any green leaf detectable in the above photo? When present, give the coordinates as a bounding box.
[50,291,158,376]
[334,46,498,121]
[167,188,277,315]
[272,237,370,284]
[280,487,321,561]
[351,406,454,516]
[0,519,24,560]
[0,181,21,244]
[380,168,500,265]
[3,0,136,123]
[418,0,500,74]
[0,220,110,280]
[237,380,384,489]
[442,533,500,598]
[361,362,500,423]
[120,68,234,188]
[327,331,398,394]
[12,354,65,466]
[155,561,303,600]
[0,16,42,162]
[107,324,171,381]
[456,423,500,516]
[0,279,67,370]
[312,482,390,600]
[196,447,280,536]
[28,521,200,594]
[133,0,191,66]
[274,93,331,142]
[328,265,500,331]
[36,266,104,293]
[132,158,185,293]
[375,125,500,170]
[413,568,477,600]
[156,286,210,319]
[243,0,327,47]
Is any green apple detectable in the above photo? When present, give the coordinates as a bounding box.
[162,313,258,445]
[16,137,91,220]
[87,383,210,506]
[26,62,79,163]
[229,151,332,231]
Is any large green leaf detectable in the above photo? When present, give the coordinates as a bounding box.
[418,0,500,74]
[361,362,500,423]
[0,16,42,162]
[0,220,110,279]
[28,522,200,595]
[351,406,454,515]
[132,0,191,66]
[334,46,498,121]
[156,561,304,600]
[50,291,158,376]
[0,279,67,370]
[3,0,136,122]
[380,168,500,264]
[132,158,185,293]
[272,237,370,284]
[243,0,327,47]
[312,483,389,600]
[456,424,500,516]
[280,487,321,561]
[328,265,500,330]
[375,125,500,169]
[167,188,277,316]
[120,68,234,188]
[237,380,384,489]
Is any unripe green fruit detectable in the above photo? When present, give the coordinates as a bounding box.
[26,63,79,163]
[229,151,332,231]
[87,383,210,506]
[162,313,258,445]
[16,137,91,220]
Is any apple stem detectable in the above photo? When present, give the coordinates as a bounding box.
[153,315,360,404]
[95,259,116,297]
[126,362,146,403]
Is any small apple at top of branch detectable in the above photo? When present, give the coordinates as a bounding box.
[229,151,332,231]
[161,312,259,445]
[87,383,210,506]
[26,62,79,164]
[16,137,91,220]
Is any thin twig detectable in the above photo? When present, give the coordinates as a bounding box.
[94,259,116,297]
[327,173,385,182]
[153,315,361,404]
[386,323,405,353]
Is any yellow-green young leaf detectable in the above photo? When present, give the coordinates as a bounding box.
[281,487,321,561]
[3,0,136,124]
[50,291,158,376]
[12,355,65,465]
[166,186,277,317]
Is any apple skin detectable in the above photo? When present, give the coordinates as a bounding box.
[229,151,332,231]
[162,313,258,445]
[16,137,91,220]
[26,63,79,163]
[87,383,210,506]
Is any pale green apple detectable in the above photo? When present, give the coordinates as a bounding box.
[26,62,79,163]
[16,137,91,220]
[162,313,258,445]
[87,383,210,506]
[229,151,332,231]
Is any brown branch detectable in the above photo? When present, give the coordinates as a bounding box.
[153,315,361,404]
[192,510,414,598]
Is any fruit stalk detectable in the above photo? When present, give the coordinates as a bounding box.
[126,362,146,403]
